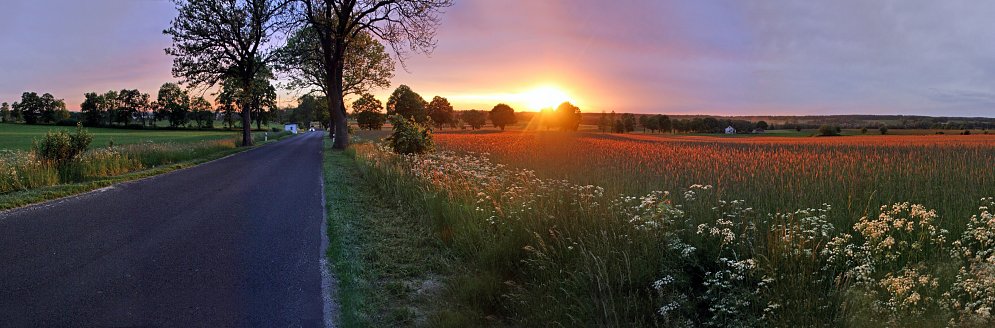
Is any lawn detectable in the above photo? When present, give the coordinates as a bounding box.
[0,123,239,150]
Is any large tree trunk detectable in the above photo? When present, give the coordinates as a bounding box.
[327,48,349,150]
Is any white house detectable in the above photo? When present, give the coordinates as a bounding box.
[284,123,299,134]
[724,126,736,134]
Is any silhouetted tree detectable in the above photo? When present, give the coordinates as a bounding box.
[158,83,190,128]
[164,0,293,145]
[81,93,103,126]
[597,111,610,132]
[621,113,636,132]
[755,120,769,130]
[13,92,64,125]
[489,103,516,131]
[555,102,581,131]
[657,114,671,133]
[0,103,10,122]
[295,0,453,149]
[190,96,214,128]
[386,85,427,123]
[461,110,487,130]
[427,96,455,128]
[353,93,386,130]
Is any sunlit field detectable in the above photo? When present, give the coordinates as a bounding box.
[434,131,995,231]
[352,128,995,326]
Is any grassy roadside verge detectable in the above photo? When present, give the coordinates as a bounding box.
[322,139,457,327]
[0,132,295,211]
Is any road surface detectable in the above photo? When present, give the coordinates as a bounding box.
[0,132,329,327]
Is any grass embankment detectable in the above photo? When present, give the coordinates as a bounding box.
[0,131,293,210]
[322,140,458,327]
[346,130,995,327]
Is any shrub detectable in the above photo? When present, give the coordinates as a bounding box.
[271,127,281,132]
[55,119,79,126]
[32,124,93,164]
[818,125,839,136]
[861,127,869,134]
[386,115,433,154]
[880,126,889,135]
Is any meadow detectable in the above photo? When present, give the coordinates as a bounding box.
[349,128,995,326]
[0,123,242,150]
[0,123,292,207]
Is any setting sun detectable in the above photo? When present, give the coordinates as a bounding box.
[520,85,572,110]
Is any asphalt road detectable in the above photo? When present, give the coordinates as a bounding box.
[0,132,329,327]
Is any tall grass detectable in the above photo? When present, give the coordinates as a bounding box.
[353,135,995,326]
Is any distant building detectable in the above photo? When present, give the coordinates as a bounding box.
[725,126,736,134]
[284,123,299,134]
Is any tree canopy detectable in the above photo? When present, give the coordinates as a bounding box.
[386,85,427,123]
[427,96,454,128]
[489,103,517,131]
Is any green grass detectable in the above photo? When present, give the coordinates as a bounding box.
[0,123,239,150]
[323,140,459,327]
[0,130,293,210]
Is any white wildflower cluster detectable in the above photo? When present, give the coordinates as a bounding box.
[701,257,774,327]
[683,184,712,201]
[622,190,684,231]
[696,199,759,249]
[771,204,836,258]
[945,198,995,326]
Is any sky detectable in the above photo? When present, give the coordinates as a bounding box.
[1,0,994,117]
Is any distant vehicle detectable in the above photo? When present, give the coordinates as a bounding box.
[309,121,322,130]
[284,124,299,134]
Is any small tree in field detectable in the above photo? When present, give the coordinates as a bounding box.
[387,85,428,123]
[657,114,671,133]
[427,96,455,129]
[489,103,517,130]
[353,93,386,130]
[386,115,433,154]
[555,102,582,131]
[462,110,487,130]
[818,125,840,136]
[880,126,889,135]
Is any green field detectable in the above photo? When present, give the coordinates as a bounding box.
[0,123,240,150]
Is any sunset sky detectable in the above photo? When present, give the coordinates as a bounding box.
[1,0,995,117]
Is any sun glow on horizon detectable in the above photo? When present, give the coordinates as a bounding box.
[520,85,572,111]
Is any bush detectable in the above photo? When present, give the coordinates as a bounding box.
[818,125,839,136]
[33,124,93,164]
[271,127,281,132]
[879,126,889,135]
[386,115,433,154]
[55,119,79,126]
[861,127,868,134]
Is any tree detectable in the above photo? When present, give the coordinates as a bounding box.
[352,93,385,130]
[12,92,62,125]
[216,64,278,130]
[190,96,214,128]
[290,94,328,127]
[657,114,671,133]
[277,26,394,112]
[621,113,636,132]
[296,0,454,149]
[555,102,581,131]
[0,102,10,122]
[818,125,840,136]
[100,90,120,126]
[461,110,487,130]
[386,85,427,123]
[489,103,516,131]
[158,83,190,128]
[597,111,610,132]
[879,126,889,135]
[641,115,660,132]
[164,0,293,146]
[115,89,144,126]
[755,120,769,130]
[427,96,455,128]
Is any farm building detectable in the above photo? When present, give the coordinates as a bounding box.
[284,123,299,134]
[724,126,736,134]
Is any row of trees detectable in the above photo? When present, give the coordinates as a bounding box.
[0,93,71,125]
[164,0,451,148]
[598,112,770,134]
